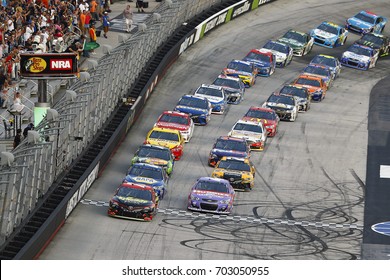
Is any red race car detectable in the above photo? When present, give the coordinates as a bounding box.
[242,106,280,137]
[154,111,195,143]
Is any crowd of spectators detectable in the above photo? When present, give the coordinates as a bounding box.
[0,0,112,108]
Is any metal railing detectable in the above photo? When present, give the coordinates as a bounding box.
[0,0,226,246]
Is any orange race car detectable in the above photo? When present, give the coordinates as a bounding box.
[291,74,327,101]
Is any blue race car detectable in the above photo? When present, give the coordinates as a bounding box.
[242,49,276,76]
[346,11,387,35]
[174,95,212,125]
[194,84,227,114]
[124,163,168,199]
[187,177,235,214]
[309,54,342,79]
[340,43,379,70]
[310,21,348,48]
[208,136,250,167]
[301,64,334,89]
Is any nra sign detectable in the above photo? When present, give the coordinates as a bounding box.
[20,53,78,78]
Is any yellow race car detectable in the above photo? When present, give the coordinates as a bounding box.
[212,156,255,191]
[144,127,184,160]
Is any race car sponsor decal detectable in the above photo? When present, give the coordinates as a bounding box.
[313,29,335,39]
[343,51,370,62]
[156,122,188,130]
[193,190,230,198]
[371,221,390,237]
[132,177,158,184]
[117,196,149,204]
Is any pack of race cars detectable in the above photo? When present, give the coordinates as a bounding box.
[107,10,389,221]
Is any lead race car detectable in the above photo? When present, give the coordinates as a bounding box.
[310,21,348,48]
[346,10,387,35]
[340,43,379,70]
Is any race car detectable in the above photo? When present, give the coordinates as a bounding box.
[310,54,342,79]
[242,49,276,76]
[340,43,379,70]
[187,177,235,214]
[346,10,387,34]
[174,95,212,125]
[291,74,327,102]
[194,84,227,114]
[222,60,257,87]
[212,156,255,191]
[131,144,174,176]
[228,119,267,151]
[310,21,348,48]
[355,33,390,57]
[242,106,279,137]
[301,64,334,89]
[262,93,299,122]
[107,182,158,221]
[144,127,184,160]
[261,40,293,67]
[212,74,245,104]
[276,85,311,112]
[208,136,250,167]
[124,163,169,199]
[277,29,314,56]
[154,111,194,142]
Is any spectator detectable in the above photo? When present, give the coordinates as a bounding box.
[23,123,34,138]
[84,11,92,36]
[11,91,25,113]
[13,128,22,149]
[102,11,111,38]
[123,5,133,33]
[136,0,145,13]
[90,0,99,22]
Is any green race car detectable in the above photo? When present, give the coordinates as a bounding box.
[278,29,314,56]
[131,144,174,175]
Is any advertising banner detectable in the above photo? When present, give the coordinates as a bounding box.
[20,53,79,78]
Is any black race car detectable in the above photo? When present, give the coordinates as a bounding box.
[355,33,389,57]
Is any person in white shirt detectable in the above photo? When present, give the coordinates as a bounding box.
[79,0,89,13]
[24,23,35,42]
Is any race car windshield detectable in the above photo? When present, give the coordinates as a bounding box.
[354,12,376,24]
[360,34,385,45]
[227,61,253,73]
[159,114,188,125]
[311,56,337,68]
[233,123,263,133]
[215,139,247,152]
[195,181,229,193]
[263,41,289,53]
[128,166,163,180]
[178,97,208,109]
[149,131,179,142]
[213,78,241,89]
[218,159,251,172]
[348,45,372,56]
[317,23,339,35]
[245,109,277,120]
[117,186,152,201]
[267,94,295,106]
[245,52,271,62]
[283,31,306,43]
[137,147,171,161]
[296,78,321,87]
[303,66,330,77]
[280,86,308,98]
[196,87,223,97]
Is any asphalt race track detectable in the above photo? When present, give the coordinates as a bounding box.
[39,0,390,260]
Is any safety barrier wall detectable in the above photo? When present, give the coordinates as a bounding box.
[0,0,277,259]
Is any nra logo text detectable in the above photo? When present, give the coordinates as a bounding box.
[50,59,72,70]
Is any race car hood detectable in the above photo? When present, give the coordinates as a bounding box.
[265,102,294,110]
[146,139,179,149]
[230,131,262,141]
[136,157,168,166]
[223,68,252,77]
[312,29,337,39]
[278,38,304,49]
[342,51,371,62]
[124,175,163,186]
[242,57,270,68]
[294,84,321,94]
[263,49,286,61]
[194,93,224,104]
[223,87,242,95]
[356,39,381,51]
[156,121,189,131]
[113,195,153,207]
[174,105,208,116]
[191,190,231,201]
[301,72,329,83]
[347,18,373,29]
[211,148,248,158]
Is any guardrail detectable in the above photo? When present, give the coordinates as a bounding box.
[0,0,277,259]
